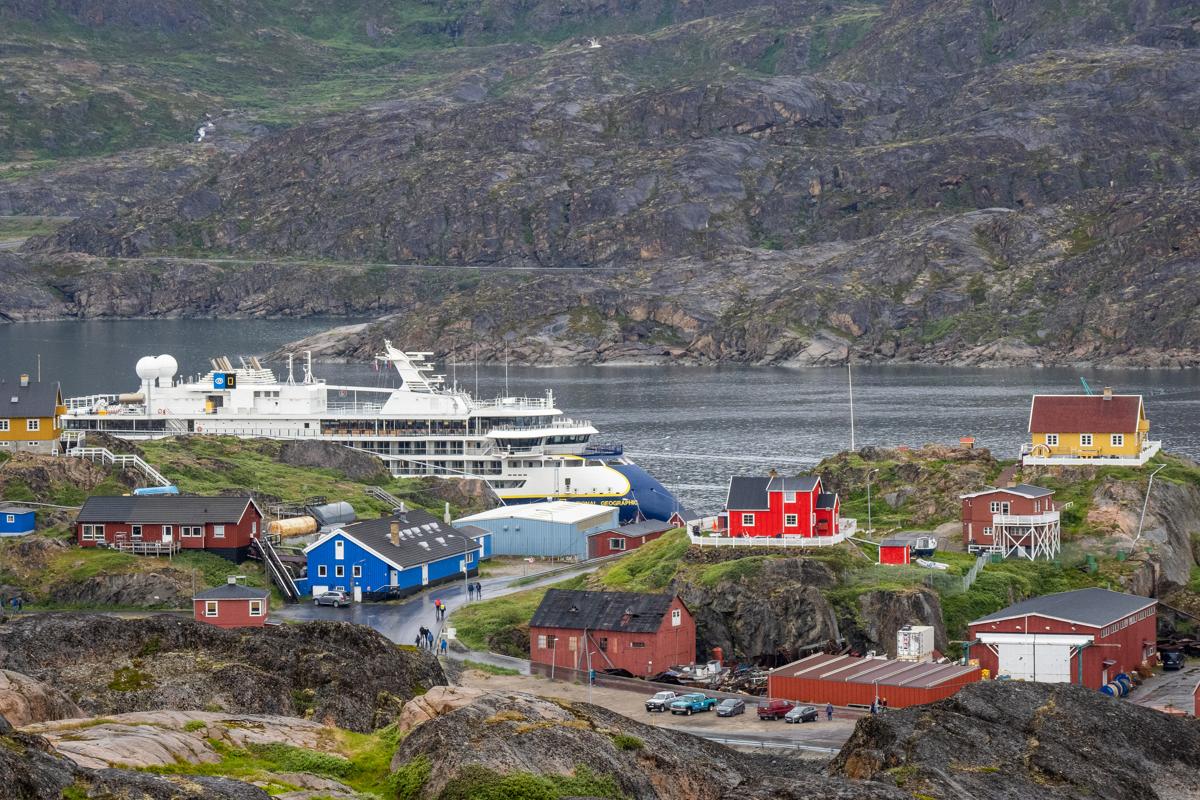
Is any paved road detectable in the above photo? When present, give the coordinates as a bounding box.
[1131,661,1200,711]
[273,559,611,648]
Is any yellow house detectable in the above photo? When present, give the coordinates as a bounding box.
[1024,388,1156,465]
[0,374,65,455]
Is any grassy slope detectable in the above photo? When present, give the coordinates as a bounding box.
[449,574,586,651]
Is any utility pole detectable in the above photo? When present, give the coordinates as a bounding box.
[866,468,879,535]
[1134,464,1167,544]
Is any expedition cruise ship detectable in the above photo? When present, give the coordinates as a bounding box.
[62,344,679,522]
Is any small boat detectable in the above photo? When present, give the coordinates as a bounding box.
[910,535,938,558]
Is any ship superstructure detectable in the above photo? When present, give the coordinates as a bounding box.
[62,343,678,521]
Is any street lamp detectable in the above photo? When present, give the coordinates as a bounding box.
[866,468,880,535]
[1134,463,1167,545]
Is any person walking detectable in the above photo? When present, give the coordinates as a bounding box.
[870,699,878,716]
[425,628,434,649]
[414,633,424,649]
[880,697,888,714]
[440,638,448,656]
[467,583,475,600]
[825,702,833,722]
[474,582,483,599]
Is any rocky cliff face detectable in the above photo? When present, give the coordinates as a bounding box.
[2,1,1197,366]
[0,614,445,732]
[831,680,1200,800]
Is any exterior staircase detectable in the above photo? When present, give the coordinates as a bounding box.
[252,533,302,603]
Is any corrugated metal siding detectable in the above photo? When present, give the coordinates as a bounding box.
[767,654,981,708]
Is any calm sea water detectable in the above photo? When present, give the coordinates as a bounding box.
[4,320,1200,510]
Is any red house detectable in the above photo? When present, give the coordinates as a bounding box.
[967,588,1157,688]
[193,578,270,629]
[76,495,265,562]
[586,519,675,559]
[878,538,912,565]
[529,589,695,678]
[960,484,1056,555]
[724,475,841,538]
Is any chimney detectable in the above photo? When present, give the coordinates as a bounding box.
[1102,386,1113,401]
[19,374,29,388]
[227,576,237,584]
[767,468,779,479]
[444,501,451,524]
[390,518,400,546]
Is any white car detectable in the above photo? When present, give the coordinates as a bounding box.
[645,691,678,712]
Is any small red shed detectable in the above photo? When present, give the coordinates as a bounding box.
[967,588,1156,688]
[587,519,674,559]
[529,589,695,678]
[878,538,911,565]
[193,578,270,629]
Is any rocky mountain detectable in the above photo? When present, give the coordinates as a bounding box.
[2,0,1199,365]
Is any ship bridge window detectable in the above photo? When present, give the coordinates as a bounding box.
[501,438,543,449]
[547,435,589,445]
[563,461,583,468]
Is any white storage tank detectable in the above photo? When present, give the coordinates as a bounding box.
[896,624,936,662]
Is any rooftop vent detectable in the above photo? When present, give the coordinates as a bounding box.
[1103,386,1113,400]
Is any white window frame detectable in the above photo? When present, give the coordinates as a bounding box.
[1045,434,1059,446]
[608,537,626,551]
[352,565,362,577]
[183,525,203,537]
[162,525,173,539]
[335,565,345,578]
[784,492,796,503]
[785,513,799,527]
[741,513,755,526]
[1111,434,1124,447]
[248,600,264,617]
[629,641,646,649]
[982,526,992,536]
[131,524,143,540]
[5,514,13,524]
[989,501,1001,513]
[671,608,682,627]
[25,418,39,432]
[205,601,219,617]
[213,524,225,539]
[1080,433,1093,447]
[0,419,8,432]
[335,540,344,560]
[537,634,548,649]
[317,565,327,578]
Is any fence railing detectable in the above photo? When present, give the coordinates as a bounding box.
[690,532,847,548]
[68,447,172,487]
[960,554,989,592]
[105,540,181,556]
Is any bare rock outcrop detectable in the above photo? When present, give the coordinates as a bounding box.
[0,670,81,726]
[395,685,485,734]
[277,440,388,483]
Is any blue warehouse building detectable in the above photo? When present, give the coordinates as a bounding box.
[303,508,491,601]
[0,504,35,536]
[454,501,619,561]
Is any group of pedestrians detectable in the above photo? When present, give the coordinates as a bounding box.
[869,697,889,715]
[415,626,435,650]
[466,581,483,600]
[433,598,446,621]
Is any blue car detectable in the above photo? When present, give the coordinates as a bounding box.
[669,693,717,715]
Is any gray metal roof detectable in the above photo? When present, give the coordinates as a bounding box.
[592,519,674,538]
[816,492,837,510]
[193,582,270,600]
[337,508,476,569]
[530,588,680,633]
[879,538,911,547]
[0,377,61,418]
[961,484,1054,500]
[970,588,1156,628]
[0,505,35,515]
[726,476,820,510]
[77,495,257,524]
[455,524,491,539]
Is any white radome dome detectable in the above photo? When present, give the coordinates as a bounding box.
[156,354,178,381]
[135,356,158,381]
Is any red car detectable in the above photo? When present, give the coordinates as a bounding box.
[757,699,795,720]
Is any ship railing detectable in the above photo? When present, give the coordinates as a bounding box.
[688,531,848,548]
[324,402,386,413]
[472,396,555,410]
[489,418,592,433]
[65,393,121,411]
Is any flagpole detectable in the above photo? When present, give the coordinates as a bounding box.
[848,361,856,452]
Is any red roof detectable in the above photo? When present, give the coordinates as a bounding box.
[1028,395,1142,434]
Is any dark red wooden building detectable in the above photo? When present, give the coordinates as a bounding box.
[723,475,841,538]
[76,495,265,562]
[586,519,675,559]
[967,588,1157,688]
[193,578,270,629]
[960,484,1055,552]
[529,589,695,677]
[768,653,981,708]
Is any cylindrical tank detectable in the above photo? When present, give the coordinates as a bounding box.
[118,393,146,404]
[712,646,724,666]
[268,516,319,537]
[1100,683,1116,697]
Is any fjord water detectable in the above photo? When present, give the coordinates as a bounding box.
[4,320,1200,510]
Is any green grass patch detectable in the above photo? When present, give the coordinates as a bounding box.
[610,733,644,751]
[437,763,625,800]
[463,660,521,676]
[182,720,207,732]
[449,575,586,652]
[598,529,687,592]
[108,666,154,692]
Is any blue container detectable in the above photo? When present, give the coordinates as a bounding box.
[133,486,180,496]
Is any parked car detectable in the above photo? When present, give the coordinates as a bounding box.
[1162,650,1186,671]
[715,698,745,717]
[645,691,678,712]
[314,590,351,608]
[784,705,819,724]
[757,699,795,720]
[669,693,718,715]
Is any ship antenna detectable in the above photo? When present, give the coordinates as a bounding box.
[286,354,295,385]
[474,342,479,399]
[504,340,510,397]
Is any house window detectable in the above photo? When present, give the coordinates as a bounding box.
[989,501,1010,515]
[537,635,548,649]
[1111,434,1124,447]
[671,609,682,627]
[213,525,225,539]
[784,492,796,503]
[183,526,202,537]
[608,537,626,551]
[131,525,143,540]
[546,634,557,648]
[630,641,646,649]
[335,565,345,578]
[741,513,755,526]
[568,636,577,652]
[1080,433,1093,447]
[1045,434,1059,446]
[598,637,608,651]
[0,420,8,432]
[25,419,39,432]
[785,514,798,527]
[352,565,362,578]
[252,521,257,535]
[5,514,14,524]
[249,600,264,617]
[317,565,327,577]
[982,527,992,536]
[205,601,219,617]
[335,540,344,560]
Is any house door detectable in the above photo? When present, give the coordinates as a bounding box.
[390,569,398,587]
[421,564,429,586]
[353,586,362,603]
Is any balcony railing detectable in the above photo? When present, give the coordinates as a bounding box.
[993,511,1060,526]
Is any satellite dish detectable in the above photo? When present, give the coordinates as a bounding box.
[135,356,157,381]
[156,354,178,382]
